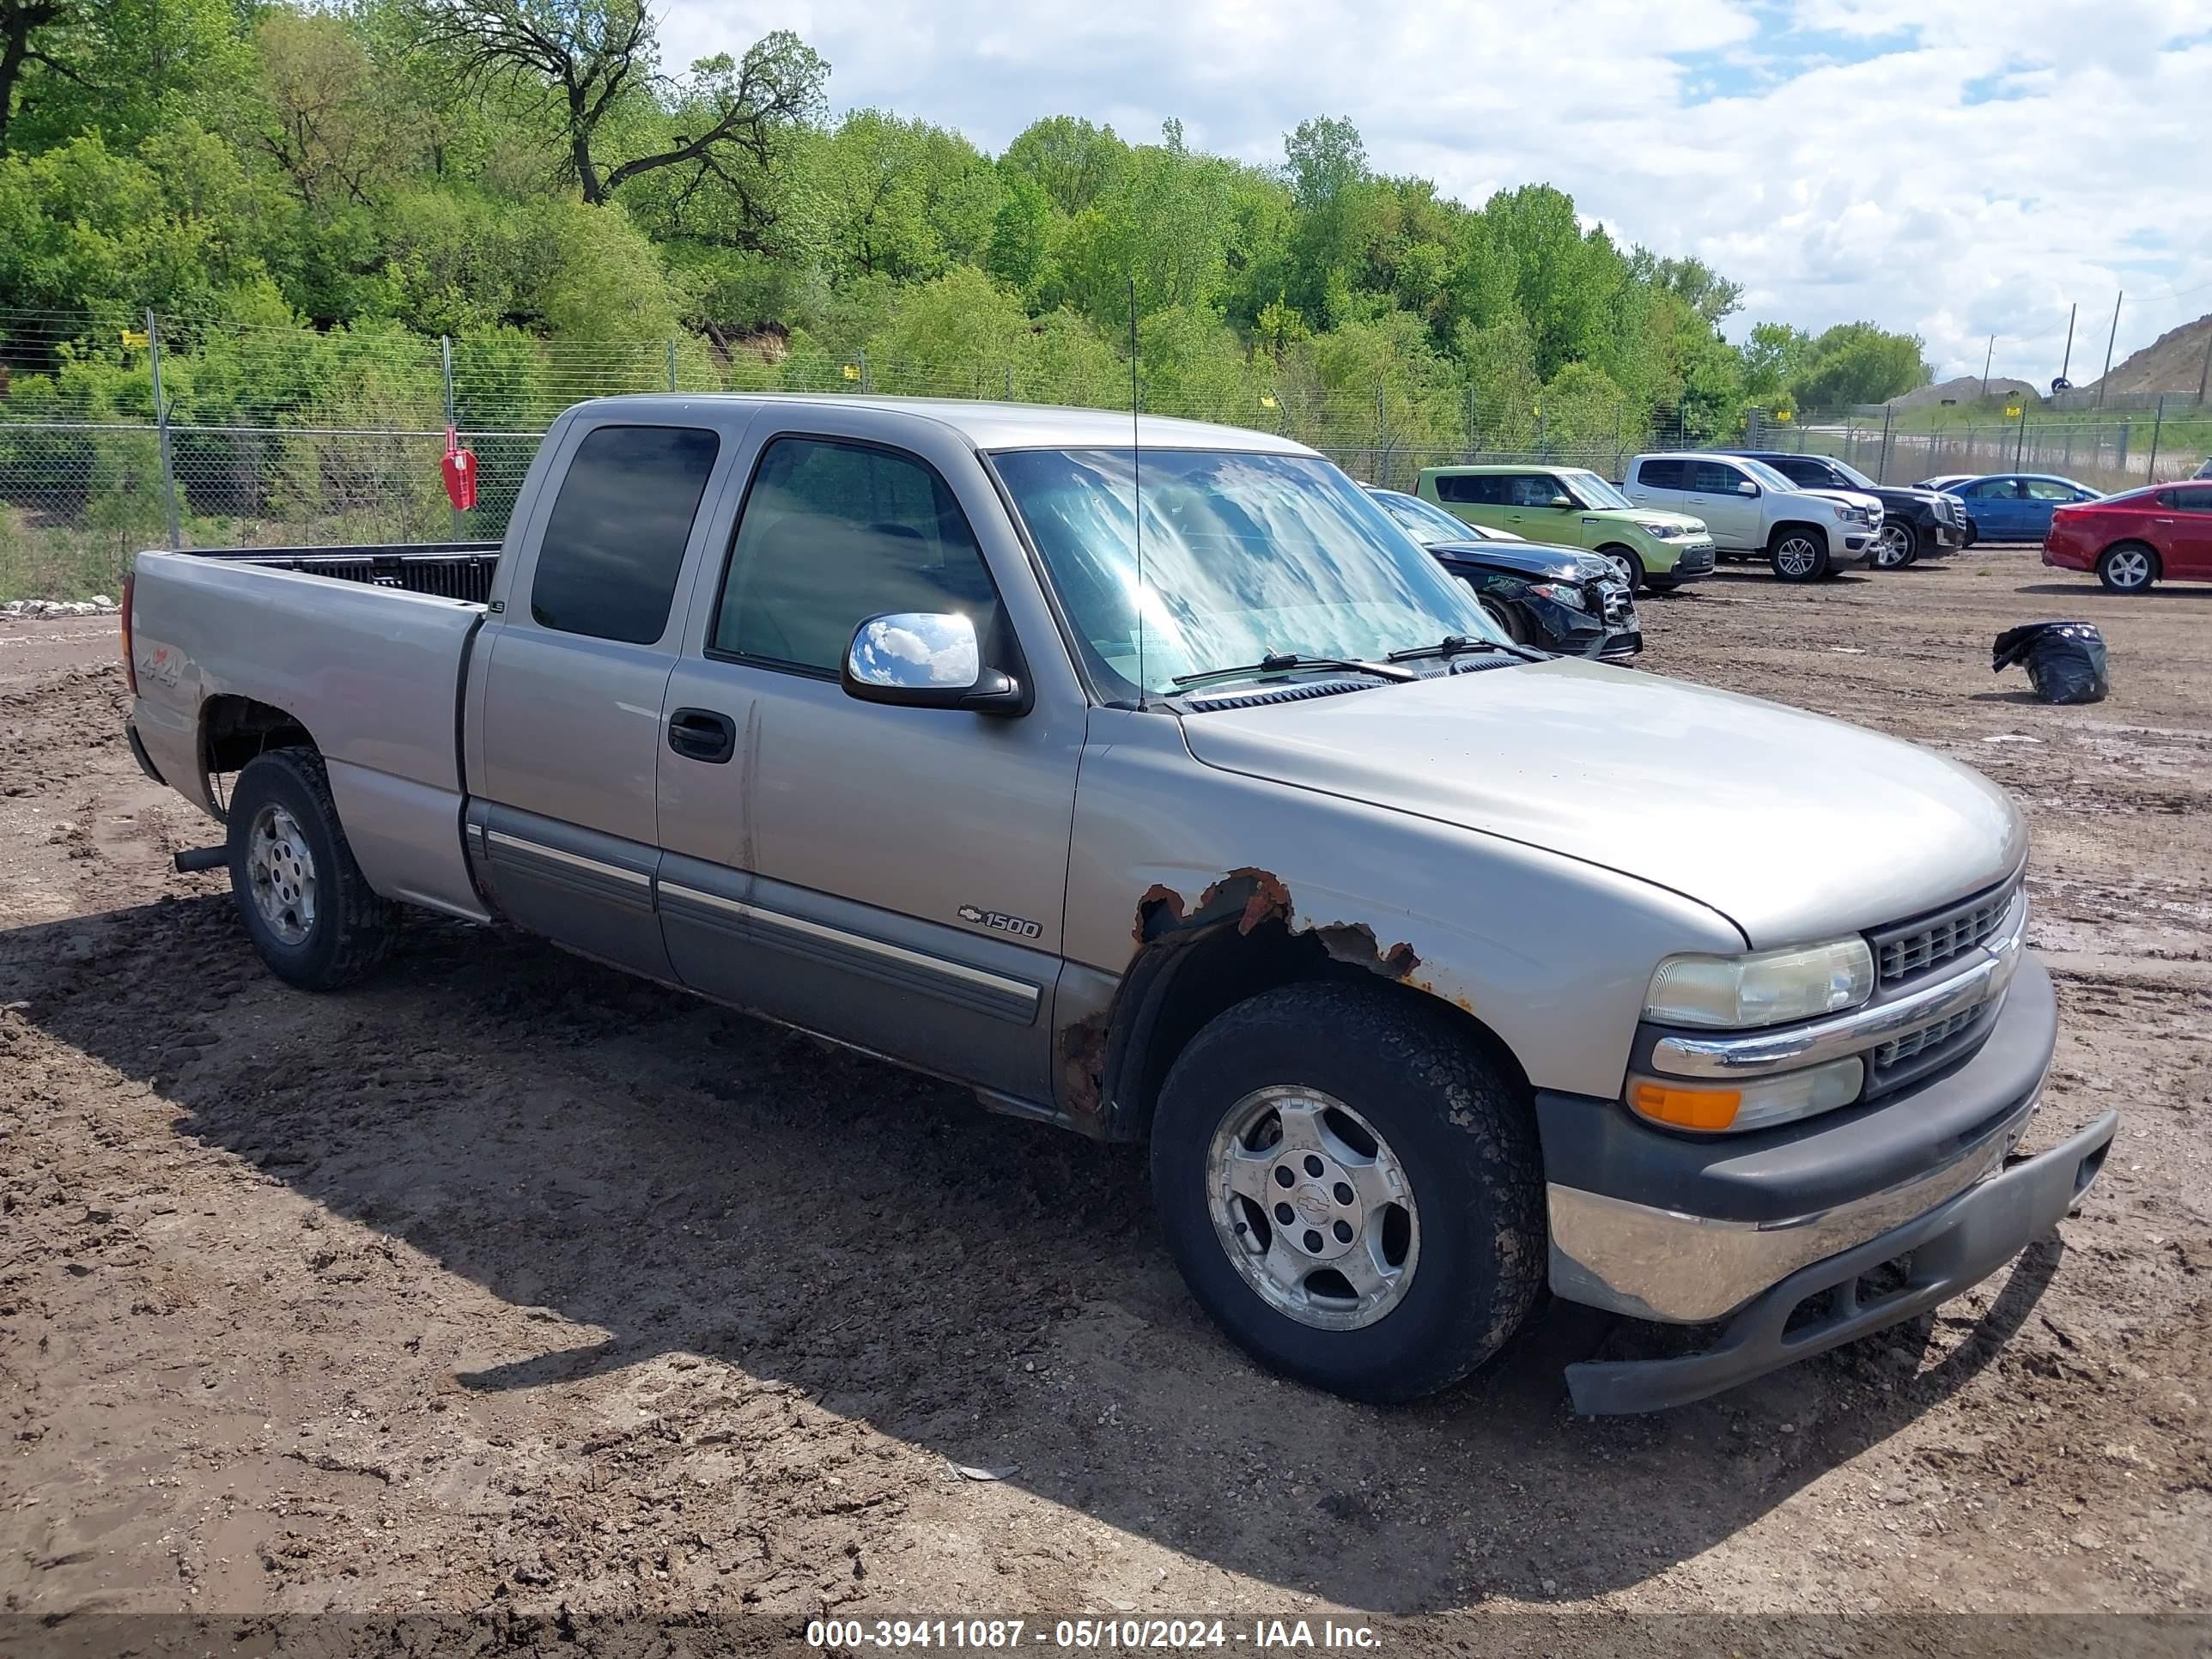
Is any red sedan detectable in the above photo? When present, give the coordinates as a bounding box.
[2043,482,2212,592]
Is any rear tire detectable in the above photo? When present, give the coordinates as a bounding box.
[1149,982,1545,1403]
[226,748,397,990]
[2097,543,2157,593]
[1769,526,1830,582]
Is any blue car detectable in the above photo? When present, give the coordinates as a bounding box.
[1943,474,2101,543]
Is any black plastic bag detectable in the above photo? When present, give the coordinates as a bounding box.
[1991,621,2108,705]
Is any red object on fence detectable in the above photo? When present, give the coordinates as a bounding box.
[441,428,477,512]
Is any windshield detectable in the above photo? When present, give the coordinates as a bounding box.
[1741,457,1799,492]
[1826,457,1877,489]
[1559,470,1633,510]
[1372,489,1482,544]
[992,448,1510,700]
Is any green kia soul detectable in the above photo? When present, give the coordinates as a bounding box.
[1416,465,1716,592]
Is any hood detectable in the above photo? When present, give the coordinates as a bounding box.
[1178,658,2025,948]
[1429,538,1607,583]
[1870,485,1946,513]
[1797,488,1883,516]
[1591,505,1707,533]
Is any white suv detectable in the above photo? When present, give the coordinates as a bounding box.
[1624,453,1884,581]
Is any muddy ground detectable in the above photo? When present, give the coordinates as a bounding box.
[2,550,2209,1653]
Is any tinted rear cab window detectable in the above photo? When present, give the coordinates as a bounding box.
[1636,459,1687,489]
[530,424,720,644]
[1433,473,1510,505]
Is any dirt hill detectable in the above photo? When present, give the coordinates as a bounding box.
[2087,312,2212,397]
[1888,374,2040,410]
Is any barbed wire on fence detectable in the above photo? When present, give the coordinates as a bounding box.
[3,307,2208,599]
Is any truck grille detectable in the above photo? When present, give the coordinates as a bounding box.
[1874,1004,1985,1069]
[1870,876,2020,986]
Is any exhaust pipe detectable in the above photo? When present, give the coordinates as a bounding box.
[173,846,228,874]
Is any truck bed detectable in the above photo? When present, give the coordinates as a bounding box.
[128,543,497,923]
[174,543,502,605]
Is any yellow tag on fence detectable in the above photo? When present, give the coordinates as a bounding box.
[2005,404,2022,418]
[842,363,861,382]
[120,329,149,349]
[1774,409,1793,422]
[1260,395,1278,409]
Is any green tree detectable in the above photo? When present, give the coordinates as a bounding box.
[1000,114,1125,216]
[1790,321,1929,407]
[409,1,824,209]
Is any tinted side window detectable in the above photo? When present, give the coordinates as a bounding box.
[531,425,720,644]
[2169,486,2212,514]
[1771,457,1826,487]
[1433,473,1509,505]
[2023,479,2076,501]
[714,437,1003,675]
[1636,459,1687,489]
[1965,478,2017,499]
[1692,460,1747,494]
[1507,473,1562,507]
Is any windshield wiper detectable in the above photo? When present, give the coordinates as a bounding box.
[1171,652,1418,690]
[1384,635,1525,664]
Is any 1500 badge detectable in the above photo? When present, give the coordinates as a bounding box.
[957,905,1042,939]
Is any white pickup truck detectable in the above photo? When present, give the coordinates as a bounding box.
[1625,452,1885,580]
[120,394,2112,1413]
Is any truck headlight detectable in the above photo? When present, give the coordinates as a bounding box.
[1628,1056,1865,1133]
[1644,937,1874,1029]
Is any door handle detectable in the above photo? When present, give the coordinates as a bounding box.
[667,707,737,764]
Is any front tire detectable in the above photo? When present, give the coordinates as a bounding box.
[1479,596,1528,646]
[1769,526,1830,582]
[1874,520,1922,568]
[1149,983,1544,1403]
[2097,543,2157,592]
[226,748,398,990]
[1598,544,1644,592]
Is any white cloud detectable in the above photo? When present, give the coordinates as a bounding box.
[659,0,2212,384]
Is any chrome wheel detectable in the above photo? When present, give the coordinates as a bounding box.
[2102,547,2152,591]
[246,803,317,945]
[1605,549,1641,589]
[1774,534,1821,578]
[1206,1085,1419,1331]
[1875,522,1913,568]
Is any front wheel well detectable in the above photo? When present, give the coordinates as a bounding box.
[1768,519,1827,549]
[1092,911,1534,1146]
[203,695,317,785]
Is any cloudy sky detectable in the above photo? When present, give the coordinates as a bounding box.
[659,0,2212,386]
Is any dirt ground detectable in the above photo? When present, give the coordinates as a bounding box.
[3,550,2209,1654]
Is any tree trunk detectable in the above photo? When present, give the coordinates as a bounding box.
[0,19,33,154]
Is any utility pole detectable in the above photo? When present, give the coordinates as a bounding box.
[2147,396,2166,482]
[2197,322,2212,408]
[2097,291,2122,407]
[2058,302,2076,386]
[1980,335,1995,400]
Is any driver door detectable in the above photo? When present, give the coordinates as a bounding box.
[1691,459,1759,546]
[654,415,1085,1103]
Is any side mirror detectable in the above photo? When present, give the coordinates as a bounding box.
[1547,494,1575,509]
[842,611,1025,716]
[1736,480,1759,496]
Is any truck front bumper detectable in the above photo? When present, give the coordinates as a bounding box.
[1534,955,2118,1412]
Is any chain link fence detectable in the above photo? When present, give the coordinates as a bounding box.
[1747,403,2211,495]
[9,307,2204,599]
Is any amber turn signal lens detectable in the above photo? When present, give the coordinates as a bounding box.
[1630,1080,1741,1132]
